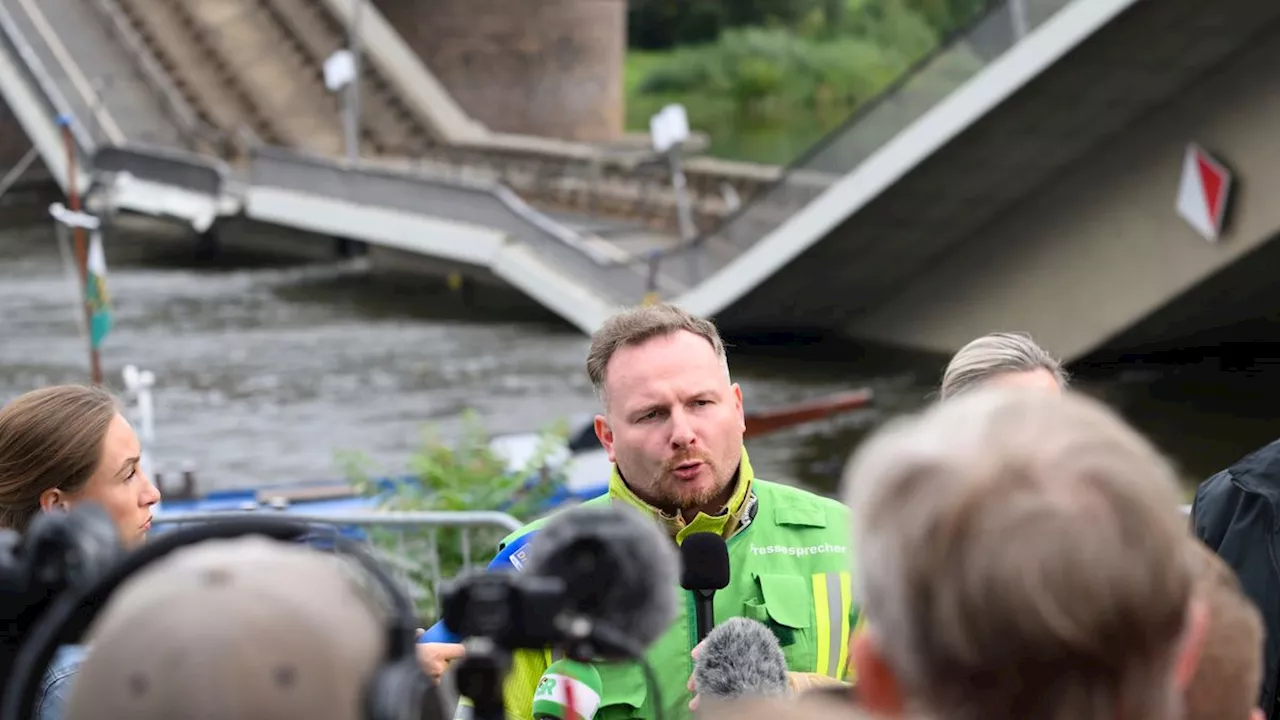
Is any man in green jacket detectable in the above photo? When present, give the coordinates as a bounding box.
[445,303,858,720]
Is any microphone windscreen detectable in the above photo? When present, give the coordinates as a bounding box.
[679,532,729,591]
[525,504,678,653]
[693,617,790,702]
[532,659,604,720]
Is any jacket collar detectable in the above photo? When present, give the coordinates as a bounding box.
[1223,437,1280,504]
[609,447,755,544]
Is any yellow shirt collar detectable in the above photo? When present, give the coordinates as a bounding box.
[609,447,754,544]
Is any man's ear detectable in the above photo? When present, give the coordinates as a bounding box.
[850,629,907,717]
[594,415,616,463]
[1174,595,1210,690]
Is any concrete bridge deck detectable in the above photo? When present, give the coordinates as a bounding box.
[2,0,1277,362]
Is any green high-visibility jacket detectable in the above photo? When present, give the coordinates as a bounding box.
[488,476,858,720]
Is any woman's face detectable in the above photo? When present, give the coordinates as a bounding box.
[44,413,161,547]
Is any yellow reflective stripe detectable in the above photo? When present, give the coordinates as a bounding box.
[837,571,852,681]
[812,573,832,677]
[813,571,854,679]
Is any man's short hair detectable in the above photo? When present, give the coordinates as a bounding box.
[1186,540,1264,720]
[842,389,1193,720]
[940,332,1068,399]
[585,303,729,404]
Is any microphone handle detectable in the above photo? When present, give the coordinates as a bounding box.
[693,589,716,644]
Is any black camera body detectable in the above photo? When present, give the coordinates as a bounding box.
[0,504,122,707]
[439,571,566,651]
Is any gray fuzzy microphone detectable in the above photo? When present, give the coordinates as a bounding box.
[693,617,791,703]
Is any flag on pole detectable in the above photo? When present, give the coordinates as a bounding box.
[85,229,112,349]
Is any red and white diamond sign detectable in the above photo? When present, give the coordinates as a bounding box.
[1176,144,1232,243]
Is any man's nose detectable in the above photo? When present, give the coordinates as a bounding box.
[670,409,697,448]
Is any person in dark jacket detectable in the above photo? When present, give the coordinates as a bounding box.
[1192,437,1280,720]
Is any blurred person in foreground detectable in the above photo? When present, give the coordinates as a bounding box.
[423,303,858,719]
[1192,436,1280,720]
[938,332,1067,400]
[699,693,891,720]
[0,385,162,720]
[842,389,1206,720]
[1184,540,1265,720]
[63,536,399,719]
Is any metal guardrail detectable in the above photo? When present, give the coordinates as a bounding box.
[649,0,1075,286]
[94,143,228,196]
[153,509,526,616]
[153,509,524,533]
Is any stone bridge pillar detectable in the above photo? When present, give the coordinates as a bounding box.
[372,0,625,142]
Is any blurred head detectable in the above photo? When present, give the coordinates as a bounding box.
[64,536,392,720]
[0,385,160,547]
[1185,541,1265,720]
[699,694,891,720]
[940,332,1067,400]
[842,389,1203,720]
[586,303,745,518]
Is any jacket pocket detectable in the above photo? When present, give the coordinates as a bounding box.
[743,572,815,673]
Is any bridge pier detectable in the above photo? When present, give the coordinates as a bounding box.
[370,0,625,142]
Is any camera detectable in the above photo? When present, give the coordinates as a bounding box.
[439,571,566,651]
[0,503,122,706]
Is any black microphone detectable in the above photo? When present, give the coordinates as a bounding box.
[680,532,729,644]
[524,503,681,660]
[692,617,791,704]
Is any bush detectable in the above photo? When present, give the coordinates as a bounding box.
[338,410,571,621]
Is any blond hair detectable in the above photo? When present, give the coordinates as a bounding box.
[0,385,119,532]
[1186,541,1264,720]
[585,303,728,405]
[940,332,1067,399]
[842,389,1192,720]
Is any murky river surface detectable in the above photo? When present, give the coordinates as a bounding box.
[3,219,1280,497]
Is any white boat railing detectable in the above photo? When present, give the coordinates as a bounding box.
[152,509,526,619]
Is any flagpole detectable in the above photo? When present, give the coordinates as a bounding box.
[58,115,102,386]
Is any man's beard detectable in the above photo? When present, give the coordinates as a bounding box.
[651,451,728,512]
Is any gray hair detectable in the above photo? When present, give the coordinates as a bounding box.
[841,389,1192,720]
[939,332,1067,399]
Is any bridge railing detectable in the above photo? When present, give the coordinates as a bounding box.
[152,509,525,619]
[248,144,664,304]
[0,1,95,166]
[94,143,229,198]
[651,0,1076,287]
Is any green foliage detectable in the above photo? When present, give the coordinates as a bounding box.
[627,0,990,50]
[339,410,571,621]
[623,0,1000,164]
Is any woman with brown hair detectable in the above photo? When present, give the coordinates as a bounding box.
[0,384,162,720]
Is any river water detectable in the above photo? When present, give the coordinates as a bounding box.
[2,219,1279,497]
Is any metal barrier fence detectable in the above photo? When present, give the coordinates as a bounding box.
[153,509,525,619]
